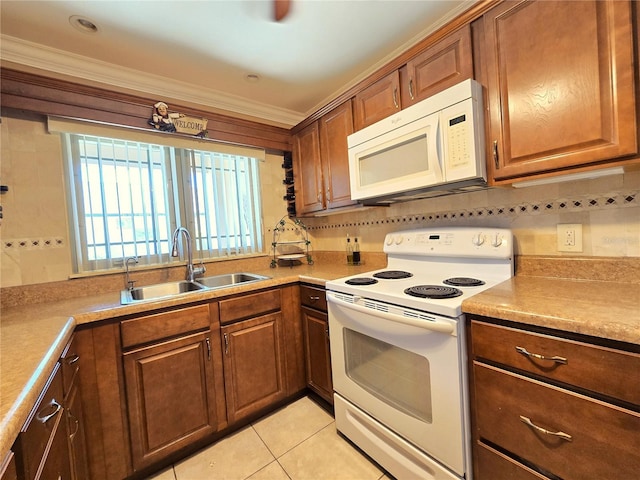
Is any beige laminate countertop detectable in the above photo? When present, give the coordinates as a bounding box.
[0,263,370,460]
[2,263,639,462]
[462,275,640,346]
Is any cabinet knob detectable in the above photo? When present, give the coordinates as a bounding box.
[409,78,415,100]
[393,87,399,109]
[493,140,499,169]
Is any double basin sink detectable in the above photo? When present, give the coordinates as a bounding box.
[120,273,270,305]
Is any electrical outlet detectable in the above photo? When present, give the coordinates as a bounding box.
[557,224,583,252]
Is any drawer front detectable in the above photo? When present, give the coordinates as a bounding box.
[219,289,281,324]
[300,285,327,311]
[474,362,640,479]
[16,364,65,480]
[475,442,550,480]
[471,319,640,405]
[60,335,80,398]
[121,304,210,349]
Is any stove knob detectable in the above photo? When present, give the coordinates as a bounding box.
[491,234,503,247]
[386,235,394,246]
[395,236,403,245]
[472,233,485,246]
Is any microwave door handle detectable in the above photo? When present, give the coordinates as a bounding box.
[430,115,444,181]
[327,293,455,335]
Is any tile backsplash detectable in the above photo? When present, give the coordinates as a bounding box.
[2,110,639,288]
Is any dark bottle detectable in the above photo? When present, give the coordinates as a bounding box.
[353,237,361,265]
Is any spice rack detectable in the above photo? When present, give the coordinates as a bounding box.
[270,216,312,268]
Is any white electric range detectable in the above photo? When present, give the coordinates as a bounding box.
[326,227,513,480]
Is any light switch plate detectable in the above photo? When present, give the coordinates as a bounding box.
[557,224,583,252]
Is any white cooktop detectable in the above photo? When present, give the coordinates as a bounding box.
[326,227,514,318]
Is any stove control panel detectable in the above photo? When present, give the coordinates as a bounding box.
[383,227,512,259]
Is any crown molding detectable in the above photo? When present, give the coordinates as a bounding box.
[0,35,304,128]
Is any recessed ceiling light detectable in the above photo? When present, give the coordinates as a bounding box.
[69,15,99,34]
[245,74,260,83]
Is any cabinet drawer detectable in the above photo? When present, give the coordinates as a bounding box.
[300,285,326,311]
[60,334,80,398]
[219,289,281,324]
[474,362,640,479]
[471,320,640,405]
[475,442,549,480]
[15,364,66,480]
[121,304,211,349]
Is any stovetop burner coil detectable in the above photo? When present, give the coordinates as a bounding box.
[443,277,486,287]
[345,277,378,286]
[404,285,463,299]
[373,270,413,280]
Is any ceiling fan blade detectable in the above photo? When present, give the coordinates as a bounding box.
[274,0,291,21]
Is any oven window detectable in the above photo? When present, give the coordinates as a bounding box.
[343,328,432,423]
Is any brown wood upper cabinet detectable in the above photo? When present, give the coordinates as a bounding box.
[481,0,637,183]
[354,71,401,131]
[400,25,473,108]
[294,100,356,215]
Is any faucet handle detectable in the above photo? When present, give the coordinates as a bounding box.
[127,280,136,291]
[193,264,206,277]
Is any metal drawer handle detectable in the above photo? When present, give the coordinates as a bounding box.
[309,295,320,302]
[37,399,62,423]
[515,346,567,365]
[66,354,80,365]
[520,415,572,442]
[68,412,80,439]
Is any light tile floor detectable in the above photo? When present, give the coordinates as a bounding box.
[147,396,392,480]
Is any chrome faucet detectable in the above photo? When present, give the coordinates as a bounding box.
[171,227,206,282]
[125,256,139,291]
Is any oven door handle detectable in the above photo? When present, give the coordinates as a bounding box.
[328,294,455,334]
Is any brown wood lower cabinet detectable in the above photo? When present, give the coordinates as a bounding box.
[0,452,17,480]
[221,312,286,424]
[13,364,71,480]
[300,285,332,404]
[468,317,640,480]
[122,304,226,473]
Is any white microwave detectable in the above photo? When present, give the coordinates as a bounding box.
[347,79,486,205]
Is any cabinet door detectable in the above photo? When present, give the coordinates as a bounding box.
[301,306,333,404]
[221,313,286,424]
[483,0,636,182]
[354,70,401,131]
[66,382,89,480]
[293,122,324,214]
[0,452,17,480]
[319,100,356,210]
[36,413,72,480]
[124,331,223,471]
[401,25,473,107]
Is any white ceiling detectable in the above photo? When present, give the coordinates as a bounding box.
[1,0,472,127]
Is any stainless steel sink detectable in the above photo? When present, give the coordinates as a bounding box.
[195,272,270,289]
[121,280,206,304]
[120,273,270,304]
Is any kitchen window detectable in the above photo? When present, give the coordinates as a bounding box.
[53,118,264,273]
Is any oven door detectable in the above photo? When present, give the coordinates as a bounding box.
[327,291,467,477]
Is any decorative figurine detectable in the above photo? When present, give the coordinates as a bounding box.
[148,101,208,137]
[149,101,181,132]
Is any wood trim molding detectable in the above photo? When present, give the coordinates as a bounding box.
[0,68,293,152]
